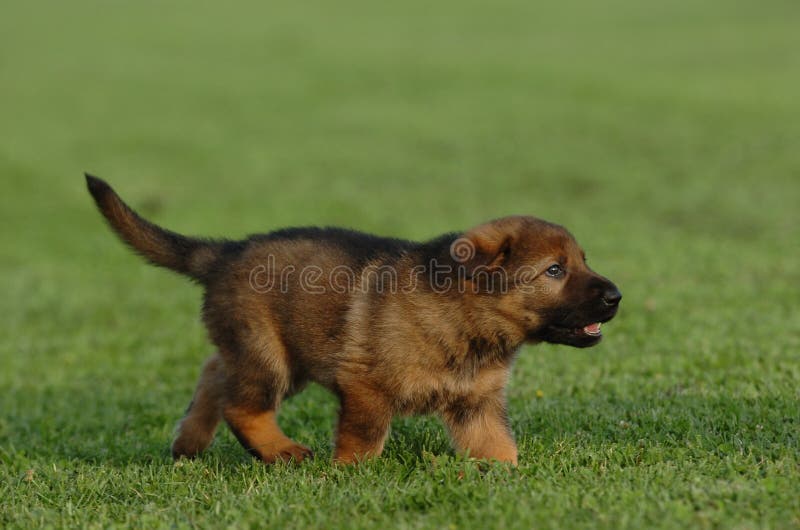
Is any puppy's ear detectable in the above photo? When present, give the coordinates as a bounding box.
[455,220,515,279]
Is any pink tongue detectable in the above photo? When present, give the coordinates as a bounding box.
[583,323,601,334]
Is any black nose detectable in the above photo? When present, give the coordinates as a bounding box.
[603,286,622,306]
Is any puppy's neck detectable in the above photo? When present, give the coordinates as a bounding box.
[423,291,525,372]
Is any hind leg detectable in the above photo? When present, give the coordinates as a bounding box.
[221,357,313,464]
[172,354,226,459]
[224,406,313,463]
[333,382,393,463]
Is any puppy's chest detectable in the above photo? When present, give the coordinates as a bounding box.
[393,361,509,416]
[388,331,516,415]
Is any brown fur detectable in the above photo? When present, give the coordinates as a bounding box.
[86,175,621,465]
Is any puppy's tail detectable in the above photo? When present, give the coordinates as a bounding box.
[85,174,226,282]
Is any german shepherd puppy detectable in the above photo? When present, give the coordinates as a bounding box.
[86,174,621,465]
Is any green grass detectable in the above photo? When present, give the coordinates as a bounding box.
[1,0,799,528]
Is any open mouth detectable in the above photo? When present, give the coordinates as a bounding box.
[581,322,602,336]
[533,310,617,348]
[551,322,603,337]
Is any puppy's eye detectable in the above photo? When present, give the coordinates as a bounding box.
[545,264,565,278]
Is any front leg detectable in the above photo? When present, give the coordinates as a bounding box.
[334,384,393,464]
[441,395,518,465]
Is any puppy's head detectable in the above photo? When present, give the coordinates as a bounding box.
[457,216,621,348]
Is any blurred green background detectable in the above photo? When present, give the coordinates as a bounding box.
[1,1,798,528]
